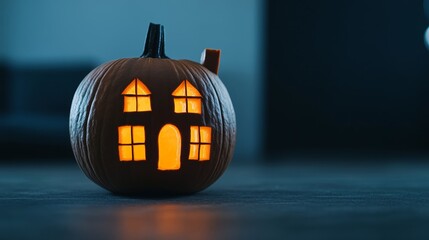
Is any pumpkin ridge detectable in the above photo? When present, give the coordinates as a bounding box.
[84,60,124,190]
[72,65,108,186]
[174,61,211,190]
[70,76,93,182]
[83,64,114,188]
[176,60,225,191]
[197,61,236,189]
[167,60,196,188]
[194,63,229,190]
[95,58,132,192]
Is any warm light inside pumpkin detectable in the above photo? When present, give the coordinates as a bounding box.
[122,79,152,112]
[118,125,146,161]
[172,80,202,114]
[158,124,181,170]
[189,126,212,161]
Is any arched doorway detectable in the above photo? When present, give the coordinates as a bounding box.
[158,124,181,170]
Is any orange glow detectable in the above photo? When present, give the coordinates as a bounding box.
[199,145,210,161]
[189,144,199,160]
[114,204,218,240]
[133,145,146,161]
[190,126,199,142]
[123,96,137,113]
[136,80,151,95]
[122,80,137,95]
[199,127,211,143]
[171,81,186,96]
[172,80,202,97]
[187,98,201,114]
[172,80,202,114]
[132,126,145,143]
[137,96,151,111]
[173,98,187,113]
[122,79,151,95]
[118,126,132,144]
[118,125,146,161]
[186,86,201,97]
[122,78,151,112]
[185,81,201,97]
[119,145,133,161]
[158,124,181,170]
[189,126,212,161]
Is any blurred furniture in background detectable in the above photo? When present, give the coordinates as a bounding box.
[0,63,94,159]
[0,0,262,161]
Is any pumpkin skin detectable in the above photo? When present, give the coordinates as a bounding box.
[69,23,236,195]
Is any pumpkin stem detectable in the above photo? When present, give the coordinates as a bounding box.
[141,23,169,59]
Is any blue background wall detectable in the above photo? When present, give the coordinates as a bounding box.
[266,0,429,158]
[3,0,428,162]
[0,0,263,161]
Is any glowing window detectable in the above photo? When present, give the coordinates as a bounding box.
[122,78,151,112]
[118,125,146,161]
[172,80,202,114]
[189,126,212,161]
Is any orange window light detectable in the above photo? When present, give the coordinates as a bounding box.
[188,126,212,161]
[122,78,152,112]
[172,80,202,114]
[118,125,146,161]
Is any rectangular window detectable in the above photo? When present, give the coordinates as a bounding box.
[123,96,137,113]
[137,96,151,112]
[187,98,202,114]
[118,125,146,161]
[189,126,212,161]
[174,98,187,113]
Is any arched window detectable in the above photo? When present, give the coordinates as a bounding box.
[122,78,151,112]
[172,80,202,114]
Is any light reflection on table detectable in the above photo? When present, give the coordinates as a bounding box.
[68,202,239,240]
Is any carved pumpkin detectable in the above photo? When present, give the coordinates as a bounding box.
[69,23,236,195]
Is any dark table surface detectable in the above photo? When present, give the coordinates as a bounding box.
[1,159,429,240]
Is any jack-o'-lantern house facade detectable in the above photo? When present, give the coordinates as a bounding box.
[70,23,236,194]
[117,78,212,171]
